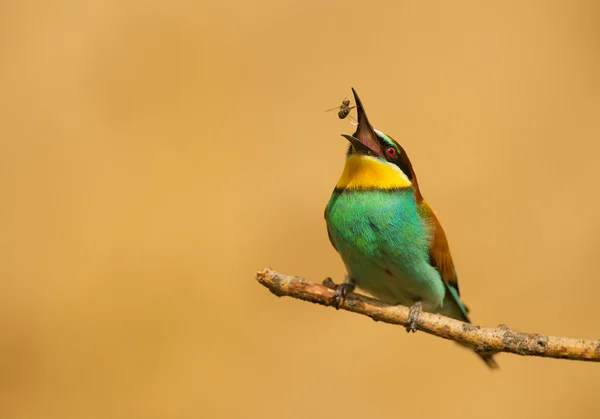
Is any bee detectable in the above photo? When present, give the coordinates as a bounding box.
[325,98,356,120]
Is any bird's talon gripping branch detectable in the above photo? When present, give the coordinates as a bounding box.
[330,282,355,310]
[406,301,423,333]
[323,277,356,309]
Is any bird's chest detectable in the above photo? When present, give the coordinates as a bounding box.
[325,189,435,304]
[326,189,430,266]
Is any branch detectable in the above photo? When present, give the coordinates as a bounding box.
[256,268,600,362]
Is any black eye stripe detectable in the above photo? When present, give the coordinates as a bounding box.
[395,156,413,181]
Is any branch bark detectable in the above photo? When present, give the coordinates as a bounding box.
[256,268,600,362]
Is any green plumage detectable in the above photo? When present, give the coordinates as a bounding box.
[326,188,446,312]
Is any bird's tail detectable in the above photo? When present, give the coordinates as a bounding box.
[442,284,500,370]
[477,352,500,370]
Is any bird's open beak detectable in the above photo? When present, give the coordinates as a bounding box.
[341,88,383,157]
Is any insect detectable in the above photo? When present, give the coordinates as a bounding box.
[325,98,357,120]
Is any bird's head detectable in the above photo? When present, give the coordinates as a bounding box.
[337,88,420,193]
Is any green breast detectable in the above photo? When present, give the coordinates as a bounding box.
[325,188,444,307]
[326,188,429,260]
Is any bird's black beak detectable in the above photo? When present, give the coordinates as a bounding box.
[341,88,383,157]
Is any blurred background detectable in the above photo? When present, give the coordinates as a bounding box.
[1,0,600,418]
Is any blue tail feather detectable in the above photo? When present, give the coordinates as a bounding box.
[443,283,471,322]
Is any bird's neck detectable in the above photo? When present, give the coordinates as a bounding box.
[335,154,412,190]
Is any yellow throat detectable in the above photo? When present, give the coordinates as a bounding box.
[335,154,412,190]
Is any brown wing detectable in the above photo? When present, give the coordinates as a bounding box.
[419,200,460,294]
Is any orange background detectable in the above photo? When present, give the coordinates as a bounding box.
[2,1,600,418]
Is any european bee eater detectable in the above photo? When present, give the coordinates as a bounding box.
[324,88,498,369]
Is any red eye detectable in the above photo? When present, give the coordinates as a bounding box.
[385,147,397,158]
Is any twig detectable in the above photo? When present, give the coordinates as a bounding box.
[255,268,600,362]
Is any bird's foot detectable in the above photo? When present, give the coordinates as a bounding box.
[405,301,422,333]
[322,277,355,310]
[322,277,337,290]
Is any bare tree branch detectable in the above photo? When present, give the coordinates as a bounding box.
[255,268,600,362]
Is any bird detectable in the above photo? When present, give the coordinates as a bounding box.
[324,88,498,369]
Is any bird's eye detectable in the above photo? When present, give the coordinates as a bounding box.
[385,147,397,158]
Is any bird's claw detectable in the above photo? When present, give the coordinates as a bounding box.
[322,277,355,309]
[406,301,422,333]
[331,283,355,309]
[322,277,337,290]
